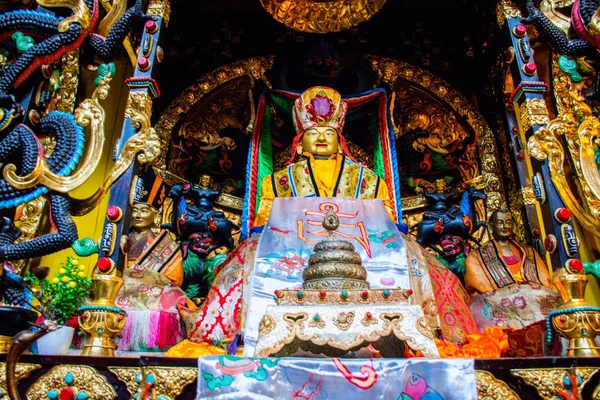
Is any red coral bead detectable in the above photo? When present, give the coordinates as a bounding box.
[568,259,583,273]
[513,24,527,37]
[97,257,113,272]
[523,62,537,75]
[106,206,122,222]
[555,208,572,223]
[145,20,158,33]
[59,387,74,400]
[366,312,372,319]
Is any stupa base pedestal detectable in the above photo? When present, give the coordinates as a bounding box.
[255,300,439,358]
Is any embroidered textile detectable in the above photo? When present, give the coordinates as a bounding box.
[197,356,477,400]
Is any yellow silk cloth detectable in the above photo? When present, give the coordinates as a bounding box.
[165,339,243,357]
[254,153,395,226]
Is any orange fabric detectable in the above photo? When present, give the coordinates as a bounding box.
[160,250,184,287]
[441,327,509,358]
[165,339,243,358]
[405,327,509,358]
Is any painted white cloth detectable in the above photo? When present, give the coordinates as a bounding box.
[243,197,409,355]
[197,356,476,400]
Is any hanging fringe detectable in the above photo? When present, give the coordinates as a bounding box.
[116,309,185,351]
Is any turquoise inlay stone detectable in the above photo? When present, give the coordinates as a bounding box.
[563,375,570,386]
[135,372,142,383]
[341,291,348,298]
[146,373,155,385]
[314,314,320,321]
[383,289,390,297]
[97,329,103,334]
[133,394,138,400]
[76,392,89,400]
[297,290,304,297]
[64,372,74,385]
[47,390,59,399]
[157,396,169,400]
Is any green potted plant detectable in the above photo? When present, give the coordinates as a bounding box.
[26,256,92,355]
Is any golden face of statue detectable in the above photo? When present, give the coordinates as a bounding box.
[199,175,213,189]
[491,211,515,241]
[298,127,340,157]
[434,179,446,192]
[131,203,157,233]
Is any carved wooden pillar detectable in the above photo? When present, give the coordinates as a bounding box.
[95,1,170,274]
[497,0,581,271]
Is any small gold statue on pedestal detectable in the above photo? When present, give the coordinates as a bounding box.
[254,208,439,358]
[549,263,600,357]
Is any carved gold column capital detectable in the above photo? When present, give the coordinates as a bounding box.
[475,370,520,400]
[496,0,522,27]
[147,0,171,26]
[511,367,597,400]
[518,98,550,133]
[26,365,116,400]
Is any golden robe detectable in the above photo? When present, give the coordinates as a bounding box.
[464,239,552,295]
[254,153,396,226]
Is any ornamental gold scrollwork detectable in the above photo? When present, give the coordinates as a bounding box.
[517,98,550,133]
[12,197,47,274]
[108,367,142,399]
[259,0,386,33]
[36,0,91,32]
[368,55,507,217]
[528,55,600,236]
[0,362,41,399]
[26,365,117,400]
[155,56,273,175]
[124,91,153,121]
[521,186,536,205]
[70,94,162,215]
[496,0,522,27]
[56,51,80,113]
[511,367,597,400]
[140,367,197,400]
[3,75,111,195]
[475,370,520,400]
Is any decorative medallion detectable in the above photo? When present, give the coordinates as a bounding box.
[138,367,197,400]
[475,370,520,400]
[26,365,116,400]
[333,311,355,331]
[0,363,41,399]
[260,0,387,33]
[511,367,597,400]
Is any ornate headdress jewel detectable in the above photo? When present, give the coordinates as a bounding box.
[292,86,347,134]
